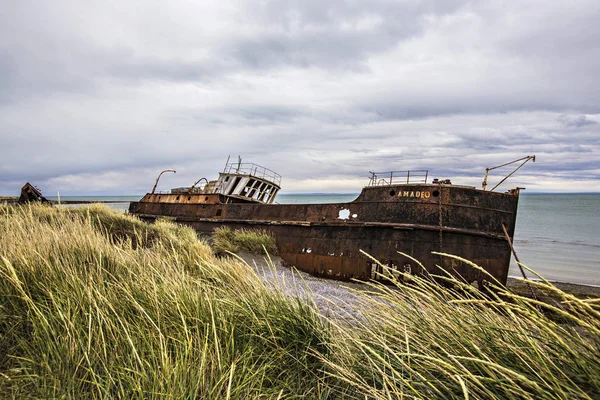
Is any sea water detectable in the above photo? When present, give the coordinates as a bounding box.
[49,193,600,285]
[511,194,599,286]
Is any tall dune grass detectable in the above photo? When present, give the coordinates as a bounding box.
[323,254,600,399]
[0,204,328,398]
[1,204,599,399]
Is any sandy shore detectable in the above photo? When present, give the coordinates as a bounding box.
[236,252,371,318]
[236,252,600,318]
[507,277,600,299]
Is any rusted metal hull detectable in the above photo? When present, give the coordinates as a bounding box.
[129,184,519,285]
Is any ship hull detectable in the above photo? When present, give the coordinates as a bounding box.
[129,184,519,286]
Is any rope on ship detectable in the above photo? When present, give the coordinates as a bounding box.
[502,223,539,303]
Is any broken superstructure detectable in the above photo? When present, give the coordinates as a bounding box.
[141,158,281,207]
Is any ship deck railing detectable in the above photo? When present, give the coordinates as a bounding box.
[223,162,282,186]
[368,170,429,186]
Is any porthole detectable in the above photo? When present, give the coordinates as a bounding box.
[176,195,180,200]
[205,196,208,201]
[216,209,222,216]
[187,196,191,200]
[432,190,440,197]
[389,190,396,196]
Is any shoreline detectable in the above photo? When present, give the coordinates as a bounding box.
[508,275,600,289]
[507,277,600,298]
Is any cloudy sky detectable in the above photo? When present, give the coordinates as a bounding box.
[1,0,599,195]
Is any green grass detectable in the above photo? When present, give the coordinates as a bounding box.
[1,204,599,399]
[212,226,278,256]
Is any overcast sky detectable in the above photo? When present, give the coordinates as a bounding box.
[1,0,599,195]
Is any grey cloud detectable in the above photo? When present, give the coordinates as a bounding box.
[249,0,470,36]
[236,105,303,123]
[357,91,600,123]
[0,144,178,185]
[232,0,470,71]
[105,49,229,83]
[200,105,305,124]
[230,34,374,71]
[0,51,19,104]
[557,114,597,128]
[0,0,474,101]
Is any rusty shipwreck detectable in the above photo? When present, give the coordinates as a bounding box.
[129,156,535,287]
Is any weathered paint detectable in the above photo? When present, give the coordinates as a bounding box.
[129,183,520,286]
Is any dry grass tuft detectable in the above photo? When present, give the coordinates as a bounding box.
[212,226,278,255]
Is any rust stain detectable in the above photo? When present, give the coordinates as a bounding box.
[130,183,519,286]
